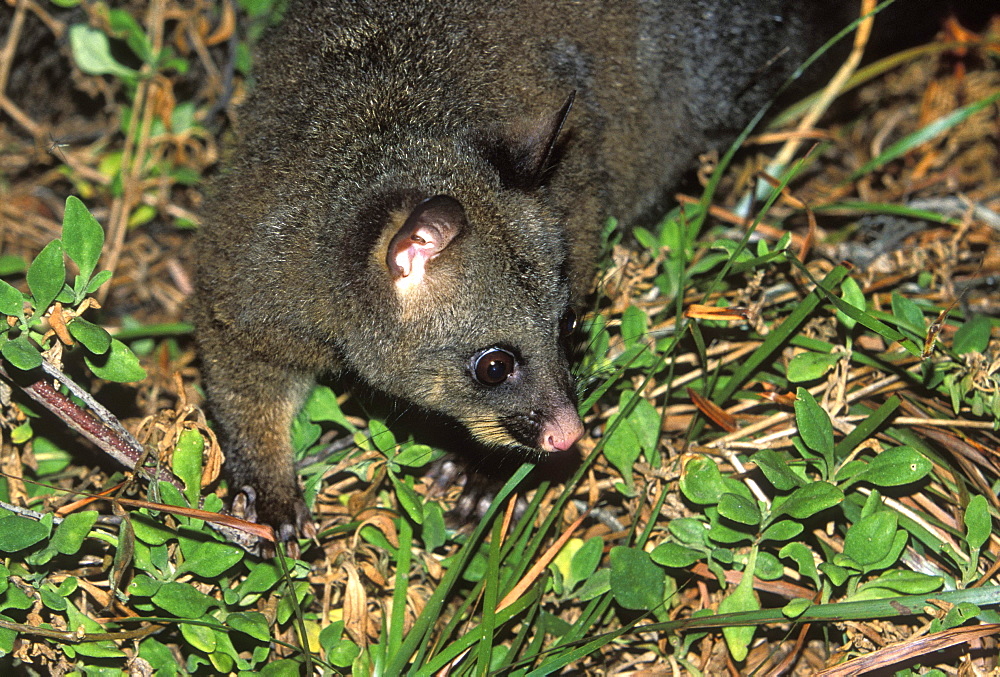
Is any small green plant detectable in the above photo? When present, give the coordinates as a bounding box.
[0,430,332,674]
[0,197,145,382]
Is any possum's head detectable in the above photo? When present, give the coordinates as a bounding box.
[337,96,584,453]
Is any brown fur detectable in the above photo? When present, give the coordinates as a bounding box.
[193,0,846,539]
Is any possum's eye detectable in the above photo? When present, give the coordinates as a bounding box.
[472,348,517,386]
[560,309,577,337]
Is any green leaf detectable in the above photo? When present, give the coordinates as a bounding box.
[85,269,113,294]
[389,473,423,525]
[609,546,664,610]
[890,291,926,335]
[620,305,648,344]
[778,542,820,587]
[794,388,834,470]
[752,449,804,491]
[568,537,604,590]
[836,459,870,485]
[576,567,611,602]
[290,416,321,455]
[818,561,849,586]
[180,621,216,653]
[227,611,271,642]
[1,335,43,371]
[852,570,942,597]
[178,540,242,578]
[172,428,204,507]
[773,481,843,520]
[552,539,584,589]
[236,561,283,598]
[617,390,661,459]
[787,351,839,382]
[853,446,932,487]
[707,506,753,545]
[603,419,640,491]
[62,196,104,282]
[26,239,66,312]
[760,519,803,543]
[128,574,161,597]
[3,584,32,610]
[0,255,26,275]
[953,315,991,355]
[368,419,396,454]
[132,512,173,546]
[0,514,51,551]
[323,626,361,668]
[669,518,709,547]
[651,542,704,568]
[68,24,139,83]
[68,317,112,354]
[394,444,436,468]
[151,581,219,618]
[421,501,446,551]
[39,586,68,611]
[754,551,784,580]
[842,511,898,570]
[836,276,865,331]
[10,421,31,444]
[0,280,25,317]
[964,494,991,553]
[32,436,72,476]
[63,602,125,657]
[50,511,98,555]
[85,338,147,382]
[782,598,812,618]
[303,384,354,429]
[107,8,153,63]
[718,493,761,526]
[719,549,760,661]
[941,603,981,630]
[680,456,727,505]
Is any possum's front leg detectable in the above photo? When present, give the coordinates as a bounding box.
[198,340,317,543]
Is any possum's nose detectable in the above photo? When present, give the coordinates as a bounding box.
[539,405,584,452]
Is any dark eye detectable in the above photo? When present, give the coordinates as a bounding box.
[560,309,577,338]
[472,348,517,386]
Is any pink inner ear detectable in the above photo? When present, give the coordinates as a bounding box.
[392,225,446,281]
[387,195,465,290]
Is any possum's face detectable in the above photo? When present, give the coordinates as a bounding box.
[332,98,585,453]
[345,189,584,454]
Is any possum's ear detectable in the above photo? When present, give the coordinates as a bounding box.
[387,195,465,290]
[487,91,575,189]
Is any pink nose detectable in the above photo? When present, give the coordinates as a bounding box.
[539,409,584,452]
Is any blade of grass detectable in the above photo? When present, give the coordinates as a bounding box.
[833,396,900,459]
[813,201,963,226]
[848,90,1000,181]
[388,463,533,675]
[772,41,978,127]
[525,586,1000,675]
[712,265,849,405]
[786,257,922,356]
[476,512,506,675]
[413,593,539,677]
[386,516,412,659]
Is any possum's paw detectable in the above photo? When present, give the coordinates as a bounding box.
[234,485,317,552]
[427,456,529,528]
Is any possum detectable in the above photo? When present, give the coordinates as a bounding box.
[193,0,847,541]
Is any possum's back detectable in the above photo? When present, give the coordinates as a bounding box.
[223,0,832,247]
